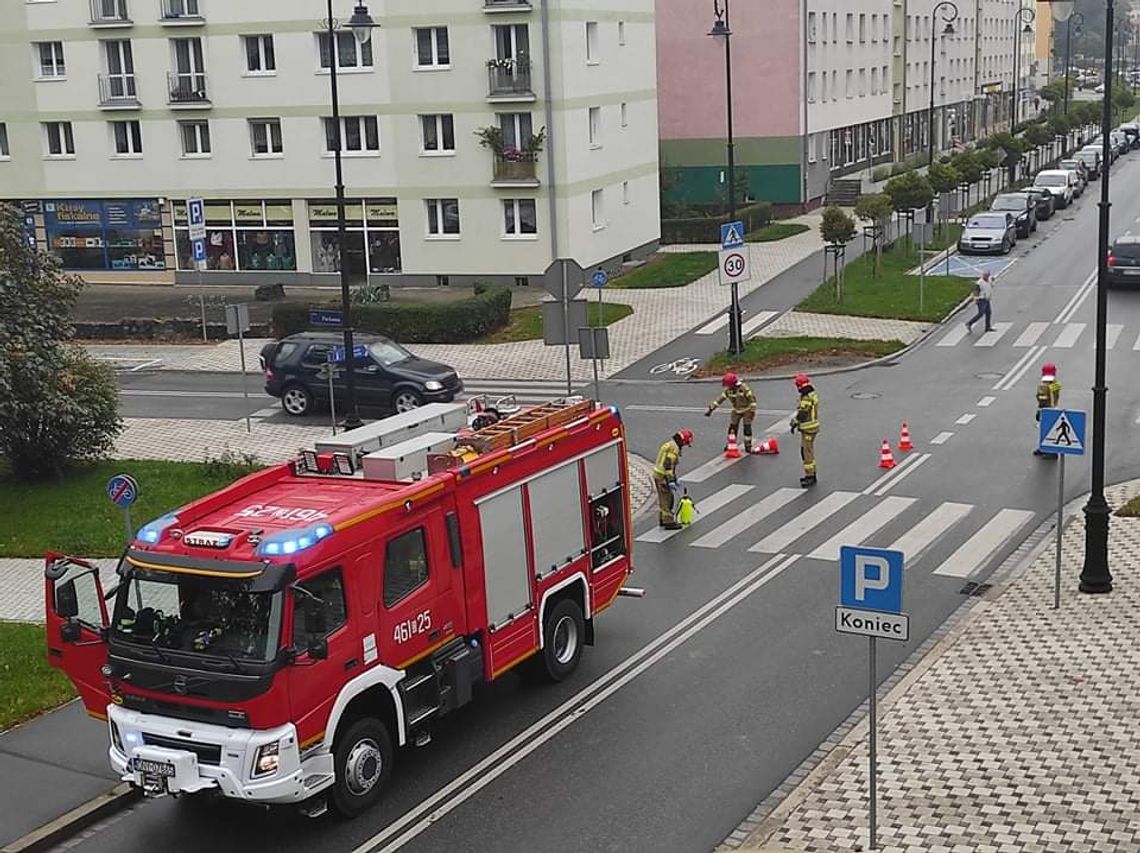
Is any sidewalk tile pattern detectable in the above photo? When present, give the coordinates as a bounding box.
[758,311,929,344]
[751,482,1140,853]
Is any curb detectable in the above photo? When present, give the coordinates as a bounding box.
[1,783,140,853]
[628,453,658,521]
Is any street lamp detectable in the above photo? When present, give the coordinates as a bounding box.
[1011,6,1035,129]
[709,0,743,357]
[1082,0,1116,595]
[324,0,377,430]
[1064,12,1084,115]
[928,2,959,168]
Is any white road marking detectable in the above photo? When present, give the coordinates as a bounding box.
[975,322,1012,347]
[636,484,754,543]
[1133,332,1140,351]
[863,452,921,495]
[931,508,1036,578]
[1106,324,1124,350]
[956,413,976,425]
[977,396,996,407]
[749,490,860,553]
[742,310,779,338]
[888,501,974,564]
[1054,270,1096,324]
[119,389,259,399]
[626,405,789,416]
[1051,322,1086,348]
[695,314,729,335]
[937,325,971,347]
[808,496,916,561]
[354,553,799,853]
[994,345,1047,392]
[873,453,931,495]
[1013,322,1049,347]
[692,488,805,549]
[930,431,954,445]
[683,452,745,484]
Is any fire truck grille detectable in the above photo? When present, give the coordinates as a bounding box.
[142,733,222,765]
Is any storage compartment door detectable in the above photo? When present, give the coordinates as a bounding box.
[477,487,532,629]
[527,462,586,580]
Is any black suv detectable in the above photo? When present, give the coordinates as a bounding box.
[1106,235,1140,288]
[989,193,1037,238]
[260,332,463,417]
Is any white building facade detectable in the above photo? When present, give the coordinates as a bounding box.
[0,0,659,286]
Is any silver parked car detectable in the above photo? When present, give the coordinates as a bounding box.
[958,212,1017,256]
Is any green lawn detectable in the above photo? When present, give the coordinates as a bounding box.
[610,252,717,289]
[798,226,973,323]
[1116,495,1140,517]
[0,622,76,730]
[699,336,905,375]
[0,458,261,558]
[476,301,634,344]
[748,222,810,242]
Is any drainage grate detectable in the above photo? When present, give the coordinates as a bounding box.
[959,581,992,597]
[851,391,881,400]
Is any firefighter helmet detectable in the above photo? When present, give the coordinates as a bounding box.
[1042,363,1057,379]
[676,429,694,447]
[722,372,740,388]
[794,373,811,389]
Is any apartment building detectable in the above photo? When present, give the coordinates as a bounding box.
[656,0,1024,208]
[0,0,659,286]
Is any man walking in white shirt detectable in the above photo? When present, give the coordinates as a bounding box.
[965,270,994,334]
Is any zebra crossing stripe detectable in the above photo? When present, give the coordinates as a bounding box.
[888,501,974,563]
[695,314,730,336]
[975,322,1012,347]
[931,508,1035,578]
[1013,322,1049,347]
[683,453,745,485]
[742,310,779,338]
[636,484,754,544]
[1133,331,1140,351]
[692,488,805,550]
[749,491,859,554]
[1052,323,1086,349]
[937,325,970,347]
[1105,324,1124,350]
[808,496,916,561]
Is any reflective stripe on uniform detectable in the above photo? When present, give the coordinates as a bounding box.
[711,384,757,415]
[795,391,820,434]
[654,439,681,478]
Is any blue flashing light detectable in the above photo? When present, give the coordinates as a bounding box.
[136,513,179,544]
[256,522,334,558]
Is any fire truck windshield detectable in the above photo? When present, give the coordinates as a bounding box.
[110,574,283,663]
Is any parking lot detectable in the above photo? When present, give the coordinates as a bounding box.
[916,252,1016,279]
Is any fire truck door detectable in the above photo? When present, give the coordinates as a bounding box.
[378,512,458,669]
[43,555,112,718]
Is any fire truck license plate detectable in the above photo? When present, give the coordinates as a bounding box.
[137,759,175,778]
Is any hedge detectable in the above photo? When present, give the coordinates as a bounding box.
[272,286,513,343]
[661,201,773,244]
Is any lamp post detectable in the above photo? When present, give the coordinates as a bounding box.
[1064,12,1084,115]
[325,1,377,430]
[1081,0,1116,595]
[1011,6,1035,130]
[710,0,743,356]
[928,2,959,168]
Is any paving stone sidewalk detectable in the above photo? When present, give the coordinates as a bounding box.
[758,311,929,345]
[738,481,1140,853]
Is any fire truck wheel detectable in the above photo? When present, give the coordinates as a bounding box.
[331,717,393,817]
[281,383,313,417]
[539,598,585,682]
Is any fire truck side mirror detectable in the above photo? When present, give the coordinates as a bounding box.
[55,579,79,619]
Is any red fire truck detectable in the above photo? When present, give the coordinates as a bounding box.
[45,398,636,817]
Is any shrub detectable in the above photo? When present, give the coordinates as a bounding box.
[871,165,893,182]
[820,206,856,245]
[890,161,913,177]
[884,171,934,213]
[660,201,772,244]
[272,286,513,344]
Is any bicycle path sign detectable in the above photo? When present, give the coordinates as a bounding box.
[718,248,750,286]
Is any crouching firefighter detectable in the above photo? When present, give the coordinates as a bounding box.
[654,429,694,530]
[789,373,820,487]
[706,372,758,453]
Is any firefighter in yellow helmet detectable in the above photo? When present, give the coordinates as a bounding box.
[653,429,693,530]
[705,372,758,453]
[789,373,820,487]
[1033,363,1061,459]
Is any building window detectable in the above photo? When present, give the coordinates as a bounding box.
[845,70,853,98]
[859,68,866,97]
[175,199,298,272]
[0,123,8,159]
[179,120,210,157]
[426,198,460,236]
[585,21,599,63]
[808,12,816,43]
[43,122,75,157]
[845,13,853,43]
[35,42,66,78]
[46,199,165,271]
[503,199,537,236]
[414,27,449,68]
[617,20,625,45]
[306,198,400,274]
[249,118,283,156]
[620,102,628,127]
[110,120,143,156]
[420,114,455,153]
[591,188,604,230]
[588,106,601,147]
[859,13,866,42]
[622,180,630,205]
[499,112,533,149]
[871,66,879,96]
[317,31,373,70]
[808,72,816,102]
[323,115,379,155]
[243,35,276,74]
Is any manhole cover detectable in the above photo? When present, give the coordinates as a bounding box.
[959,581,992,597]
[976,372,1003,380]
[851,391,880,400]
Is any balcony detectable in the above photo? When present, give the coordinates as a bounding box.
[89,0,131,26]
[491,153,540,187]
[487,58,535,102]
[167,71,210,107]
[159,0,204,25]
[484,0,533,12]
[98,73,140,108]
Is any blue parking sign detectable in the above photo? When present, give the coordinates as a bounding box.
[840,546,904,614]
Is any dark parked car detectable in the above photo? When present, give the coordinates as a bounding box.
[1017,187,1056,220]
[958,212,1017,256]
[990,193,1037,238]
[1106,235,1140,287]
[260,332,463,417]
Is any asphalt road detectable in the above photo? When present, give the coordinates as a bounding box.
[76,150,1140,853]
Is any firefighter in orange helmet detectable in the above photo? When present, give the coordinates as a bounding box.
[789,373,820,487]
[653,429,693,529]
[706,372,758,453]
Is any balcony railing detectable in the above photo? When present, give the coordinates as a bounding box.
[89,0,131,25]
[167,71,209,105]
[98,73,140,107]
[492,152,539,184]
[160,0,203,23]
[484,0,533,10]
[487,58,534,98]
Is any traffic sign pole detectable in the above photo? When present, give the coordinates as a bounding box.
[1055,454,1065,609]
[868,635,878,852]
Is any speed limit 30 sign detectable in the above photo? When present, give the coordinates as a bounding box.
[718,247,751,286]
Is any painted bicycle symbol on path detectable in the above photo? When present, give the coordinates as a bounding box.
[650,356,701,376]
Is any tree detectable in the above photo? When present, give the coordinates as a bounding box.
[819,206,855,302]
[884,171,934,215]
[0,203,122,479]
[1113,86,1135,118]
[950,149,984,185]
[986,132,1028,185]
[926,162,960,237]
[714,169,752,213]
[1024,123,1052,148]
[854,193,893,277]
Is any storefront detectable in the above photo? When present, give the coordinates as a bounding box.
[173,199,296,272]
[42,198,166,271]
[308,198,401,278]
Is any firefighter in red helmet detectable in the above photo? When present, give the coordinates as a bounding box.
[789,373,820,487]
[706,372,758,453]
[653,429,693,529]
[1034,363,1061,458]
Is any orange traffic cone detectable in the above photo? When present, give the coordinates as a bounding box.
[899,422,914,452]
[879,439,896,469]
[725,433,742,459]
[753,436,779,455]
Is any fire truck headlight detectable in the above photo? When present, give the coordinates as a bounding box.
[252,740,280,778]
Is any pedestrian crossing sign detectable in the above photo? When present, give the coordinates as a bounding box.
[720,220,745,250]
[1038,408,1086,456]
